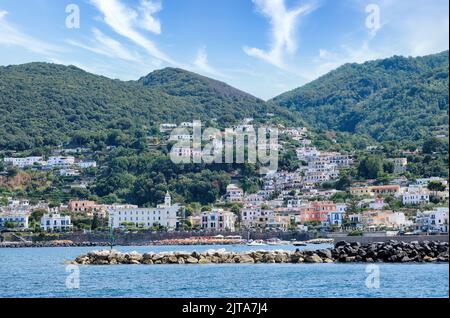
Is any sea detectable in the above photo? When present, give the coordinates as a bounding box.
[0,244,448,298]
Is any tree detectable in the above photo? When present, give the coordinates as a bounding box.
[428,181,446,193]
[91,214,100,231]
[383,160,395,174]
[335,172,352,190]
[358,156,383,179]
[6,166,19,178]
[3,221,17,229]
[423,137,448,154]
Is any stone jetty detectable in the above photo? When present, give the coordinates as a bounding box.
[72,240,449,265]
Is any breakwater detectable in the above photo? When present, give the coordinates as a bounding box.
[71,240,449,265]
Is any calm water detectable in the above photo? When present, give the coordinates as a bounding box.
[0,244,448,298]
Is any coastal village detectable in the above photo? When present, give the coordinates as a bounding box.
[0,120,448,245]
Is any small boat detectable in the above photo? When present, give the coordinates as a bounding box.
[292,241,307,247]
[266,238,290,245]
[247,240,267,246]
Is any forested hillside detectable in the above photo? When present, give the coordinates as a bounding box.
[0,63,298,151]
[272,51,449,143]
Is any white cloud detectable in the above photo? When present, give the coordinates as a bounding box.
[138,0,162,34]
[0,10,61,55]
[67,28,141,62]
[244,0,317,69]
[318,49,331,58]
[90,0,178,66]
[193,47,227,78]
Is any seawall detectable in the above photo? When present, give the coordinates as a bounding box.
[71,240,449,265]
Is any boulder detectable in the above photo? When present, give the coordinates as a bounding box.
[198,257,211,264]
[317,249,332,259]
[237,254,255,263]
[344,256,356,263]
[185,257,199,264]
[304,254,323,263]
[423,256,437,262]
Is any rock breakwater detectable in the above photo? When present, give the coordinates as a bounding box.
[72,240,449,265]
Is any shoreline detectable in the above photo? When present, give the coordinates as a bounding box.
[70,240,449,265]
[0,238,333,248]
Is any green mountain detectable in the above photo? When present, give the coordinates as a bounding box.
[272,51,449,143]
[0,63,296,151]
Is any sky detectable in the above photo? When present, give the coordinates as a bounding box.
[0,0,448,100]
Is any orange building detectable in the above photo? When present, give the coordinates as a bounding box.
[299,201,336,224]
[68,200,108,218]
[351,185,400,197]
[68,200,97,212]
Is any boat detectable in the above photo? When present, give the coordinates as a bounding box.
[292,241,307,247]
[247,240,267,246]
[304,238,334,244]
[266,238,290,245]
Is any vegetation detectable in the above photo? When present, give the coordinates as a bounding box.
[0,63,301,151]
[272,51,449,144]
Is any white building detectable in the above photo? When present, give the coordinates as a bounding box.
[76,161,97,169]
[108,192,181,230]
[40,213,72,231]
[324,203,347,227]
[160,123,177,132]
[415,177,447,186]
[402,187,430,205]
[415,207,449,233]
[3,157,43,168]
[59,169,80,177]
[202,209,236,232]
[240,206,273,228]
[0,213,29,229]
[170,147,202,159]
[169,134,193,141]
[387,212,412,229]
[369,198,388,210]
[243,194,264,205]
[47,156,75,167]
[180,122,194,128]
[226,184,244,202]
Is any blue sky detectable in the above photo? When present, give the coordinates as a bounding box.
[0,0,448,99]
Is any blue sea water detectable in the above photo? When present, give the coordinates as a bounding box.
[0,244,448,298]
